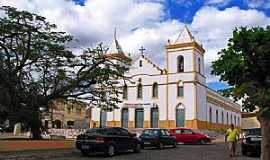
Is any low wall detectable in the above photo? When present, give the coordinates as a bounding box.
[0,140,75,152]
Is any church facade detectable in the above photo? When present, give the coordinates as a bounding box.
[90,26,241,131]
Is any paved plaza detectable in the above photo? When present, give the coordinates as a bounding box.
[0,142,259,160]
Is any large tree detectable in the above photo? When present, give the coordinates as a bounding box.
[0,6,129,139]
[212,26,270,160]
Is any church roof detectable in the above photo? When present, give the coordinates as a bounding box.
[166,25,205,54]
[174,25,194,44]
[141,54,164,73]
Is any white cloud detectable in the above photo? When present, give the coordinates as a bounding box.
[0,1,270,83]
[191,6,270,82]
[0,0,165,46]
[244,0,270,9]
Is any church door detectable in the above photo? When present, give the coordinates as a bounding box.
[100,111,107,127]
[135,108,144,128]
[150,108,159,128]
[176,108,185,127]
[121,108,129,128]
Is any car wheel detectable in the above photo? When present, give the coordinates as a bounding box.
[159,142,164,150]
[106,144,115,157]
[81,150,89,156]
[133,143,141,153]
[198,139,206,145]
[173,141,177,148]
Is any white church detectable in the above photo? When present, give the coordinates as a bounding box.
[90,26,241,131]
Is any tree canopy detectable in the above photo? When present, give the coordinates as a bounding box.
[211,26,270,159]
[0,6,129,139]
[212,26,270,116]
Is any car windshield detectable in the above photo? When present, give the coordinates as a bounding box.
[244,128,261,136]
[142,129,160,136]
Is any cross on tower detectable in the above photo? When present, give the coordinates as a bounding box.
[139,46,146,55]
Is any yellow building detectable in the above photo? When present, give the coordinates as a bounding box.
[43,100,90,129]
[241,112,260,129]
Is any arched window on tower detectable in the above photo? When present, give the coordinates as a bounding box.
[137,83,143,99]
[177,55,184,72]
[123,85,128,100]
[152,82,158,98]
[177,81,184,97]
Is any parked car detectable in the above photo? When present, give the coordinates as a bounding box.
[170,128,211,144]
[76,127,141,157]
[241,128,261,156]
[139,128,177,149]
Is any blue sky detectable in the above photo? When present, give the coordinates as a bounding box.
[73,0,270,23]
[71,0,270,91]
[2,0,269,91]
[165,0,270,23]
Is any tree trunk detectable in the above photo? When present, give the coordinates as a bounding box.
[260,117,270,160]
[30,118,42,140]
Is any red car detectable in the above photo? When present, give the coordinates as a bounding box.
[170,128,211,144]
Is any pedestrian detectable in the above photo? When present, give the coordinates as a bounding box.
[225,124,239,157]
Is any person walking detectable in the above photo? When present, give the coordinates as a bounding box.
[225,124,239,157]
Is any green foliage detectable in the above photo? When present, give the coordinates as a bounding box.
[212,26,270,117]
[0,6,129,138]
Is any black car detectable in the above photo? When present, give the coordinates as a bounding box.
[241,128,261,156]
[140,129,177,149]
[76,127,141,157]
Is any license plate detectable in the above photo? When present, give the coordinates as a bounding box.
[82,145,89,149]
[251,137,262,141]
[144,142,151,145]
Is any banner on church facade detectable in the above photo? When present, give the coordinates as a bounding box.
[123,103,153,108]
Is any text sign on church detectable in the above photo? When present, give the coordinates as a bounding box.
[123,103,153,108]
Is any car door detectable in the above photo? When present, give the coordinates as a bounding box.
[110,128,126,151]
[164,129,175,145]
[120,128,136,149]
[114,128,132,150]
[174,129,184,143]
[181,129,194,143]
[160,129,171,145]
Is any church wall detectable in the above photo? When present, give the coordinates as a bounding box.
[88,27,242,131]
[205,98,241,131]
[196,84,207,121]
[182,83,196,120]
[126,56,161,76]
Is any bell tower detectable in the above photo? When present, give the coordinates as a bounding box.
[165,26,207,128]
[165,25,205,76]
